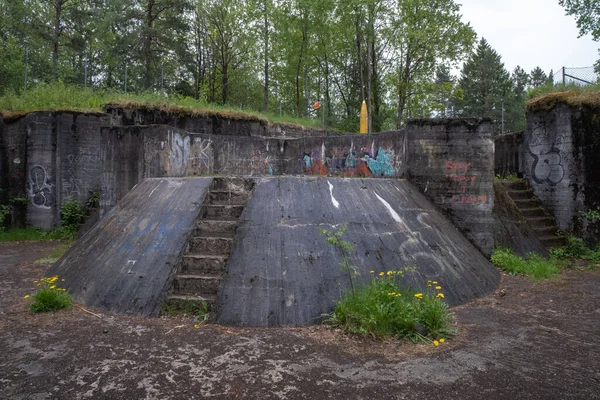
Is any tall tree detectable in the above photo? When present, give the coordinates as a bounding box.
[530,66,548,87]
[455,38,511,133]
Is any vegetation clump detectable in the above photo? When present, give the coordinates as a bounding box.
[491,249,562,280]
[527,87,600,112]
[26,275,72,313]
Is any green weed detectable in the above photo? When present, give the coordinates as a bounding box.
[491,248,561,280]
[160,300,210,320]
[0,227,71,242]
[26,275,72,313]
[35,242,72,264]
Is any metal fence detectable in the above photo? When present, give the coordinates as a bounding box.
[554,66,599,86]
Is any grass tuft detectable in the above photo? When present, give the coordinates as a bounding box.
[527,85,600,112]
[0,227,71,242]
[491,248,561,280]
[27,275,72,313]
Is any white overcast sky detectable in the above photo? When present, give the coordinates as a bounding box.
[458,0,598,75]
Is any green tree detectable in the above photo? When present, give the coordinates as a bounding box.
[530,66,548,88]
[455,38,511,133]
[559,0,600,40]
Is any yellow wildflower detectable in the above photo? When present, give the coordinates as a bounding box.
[379,272,384,277]
[435,286,442,290]
[50,285,56,289]
[433,281,438,285]
[428,284,432,287]
[370,270,375,274]
[61,279,65,282]
[437,293,445,299]
[427,280,432,283]
[440,338,445,343]
[194,324,200,329]
[433,340,439,347]
[387,271,392,276]
[414,293,423,299]
[395,293,402,297]
[24,295,29,299]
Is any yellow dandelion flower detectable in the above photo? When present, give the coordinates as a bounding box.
[440,338,445,343]
[34,280,38,283]
[388,292,395,296]
[428,284,432,287]
[433,281,438,285]
[414,293,423,299]
[433,340,439,347]
[435,286,442,290]
[24,295,30,299]
[437,293,445,299]
[50,285,56,289]
[395,293,402,297]
[61,279,65,282]
[370,270,375,274]
[427,280,432,283]
[379,272,384,277]
[36,284,41,287]
[194,324,200,329]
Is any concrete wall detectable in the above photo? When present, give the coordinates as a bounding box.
[523,104,600,244]
[406,118,495,256]
[494,131,524,177]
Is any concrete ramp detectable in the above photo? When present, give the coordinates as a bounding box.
[218,177,500,326]
[49,178,211,317]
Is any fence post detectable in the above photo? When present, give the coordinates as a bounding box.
[562,67,566,85]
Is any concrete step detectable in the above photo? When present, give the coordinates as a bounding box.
[211,178,255,192]
[508,189,535,200]
[172,274,221,296]
[189,237,233,256]
[525,216,557,229]
[539,236,568,248]
[209,190,249,205]
[202,205,244,220]
[181,255,228,274]
[533,226,560,236]
[513,198,541,209]
[163,294,215,313]
[195,220,237,238]
[504,180,529,191]
[520,208,547,218]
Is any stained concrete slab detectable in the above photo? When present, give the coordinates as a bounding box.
[218,177,500,327]
[48,178,211,317]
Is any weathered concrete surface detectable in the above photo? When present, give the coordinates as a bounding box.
[494,131,524,178]
[48,178,211,317]
[406,118,495,256]
[492,182,548,257]
[218,177,499,327]
[3,242,599,400]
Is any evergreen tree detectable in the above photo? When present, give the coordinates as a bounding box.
[455,38,511,133]
[530,66,548,88]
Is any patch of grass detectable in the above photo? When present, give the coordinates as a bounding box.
[330,273,454,343]
[491,248,562,280]
[527,85,600,112]
[35,242,72,264]
[549,236,600,265]
[0,227,70,242]
[160,300,210,320]
[26,275,72,313]
[495,173,520,182]
[0,81,324,129]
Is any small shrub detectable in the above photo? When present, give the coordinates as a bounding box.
[161,300,210,320]
[319,225,359,290]
[491,248,561,280]
[0,204,11,231]
[27,275,72,313]
[87,190,100,209]
[330,273,454,342]
[60,198,84,237]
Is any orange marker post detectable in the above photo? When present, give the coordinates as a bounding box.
[360,101,368,134]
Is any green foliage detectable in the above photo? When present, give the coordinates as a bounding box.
[35,242,72,264]
[27,275,72,313]
[549,236,600,264]
[491,248,561,280]
[0,204,11,232]
[559,0,600,41]
[161,300,210,320]
[330,274,454,342]
[60,198,84,236]
[527,82,600,101]
[86,190,100,209]
[0,227,69,242]
[319,226,359,290]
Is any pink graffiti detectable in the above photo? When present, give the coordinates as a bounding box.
[444,161,471,175]
[450,195,488,205]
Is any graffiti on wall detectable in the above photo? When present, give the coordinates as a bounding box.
[27,165,55,208]
[302,142,398,177]
[444,160,487,205]
[62,154,101,197]
[527,125,565,186]
[168,130,214,176]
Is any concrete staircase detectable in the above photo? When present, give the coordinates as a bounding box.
[505,180,566,249]
[164,177,255,314]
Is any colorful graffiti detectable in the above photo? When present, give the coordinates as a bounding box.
[302,144,397,177]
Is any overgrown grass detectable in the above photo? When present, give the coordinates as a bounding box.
[0,227,70,242]
[330,273,454,343]
[527,84,600,112]
[35,242,72,264]
[549,236,600,265]
[491,248,562,280]
[0,81,324,129]
[160,300,210,321]
[26,275,72,313]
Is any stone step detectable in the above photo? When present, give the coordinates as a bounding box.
[508,189,535,200]
[504,180,529,191]
[189,237,233,256]
[172,274,221,296]
[202,204,244,220]
[513,198,541,209]
[208,190,249,205]
[539,236,568,248]
[195,220,237,238]
[533,226,560,236]
[525,216,557,229]
[181,255,228,274]
[211,178,255,192]
[163,294,215,313]
[520,208,547,218]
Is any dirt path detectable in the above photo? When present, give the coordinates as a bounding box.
[1,241,599,399]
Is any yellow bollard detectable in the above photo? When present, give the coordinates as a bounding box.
[360,100,368,134]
